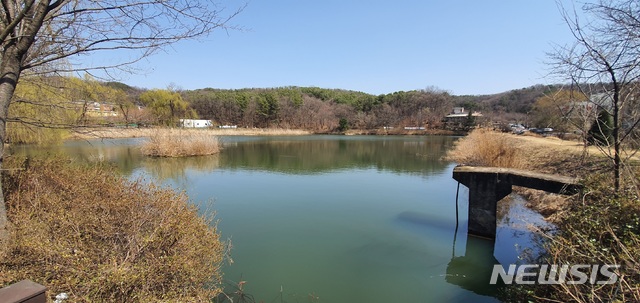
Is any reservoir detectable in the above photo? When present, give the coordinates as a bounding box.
[12,135,548,302]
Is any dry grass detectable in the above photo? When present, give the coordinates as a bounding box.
[446,129,528,169]
[71,127,311,140]
[0,157,226,302]
[519,189,570,224]
[446,128,614,177]
[531,173,640,303]
[141,129,221,157]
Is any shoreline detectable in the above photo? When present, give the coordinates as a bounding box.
[68,127,464,140]
[68,127,313,140]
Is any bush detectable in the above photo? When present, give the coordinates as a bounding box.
[338,118,349,132]
[0,157,226,302]
[141,129,221,157]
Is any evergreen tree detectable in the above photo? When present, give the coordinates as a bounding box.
[588,110,614,146]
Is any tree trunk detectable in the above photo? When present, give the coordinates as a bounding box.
[0,0,50,251]
[613,90,621,193]
[0,44,23,251]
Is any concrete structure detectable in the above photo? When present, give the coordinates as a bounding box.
[453,165,581,238]
[0,280,47,303]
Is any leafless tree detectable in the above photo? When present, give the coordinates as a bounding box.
[0,0,243,249]
[549,0,640,193]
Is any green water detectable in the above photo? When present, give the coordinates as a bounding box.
[12,135,548,302]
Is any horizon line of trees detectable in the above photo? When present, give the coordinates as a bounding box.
[182,86,455,131]
[10,75,638,143]
[7,77,464,140]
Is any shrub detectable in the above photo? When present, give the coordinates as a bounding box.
[338,118,349,132]
[141,129,221,157]
[0,157,225,302]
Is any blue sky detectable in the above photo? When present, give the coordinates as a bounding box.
[117,1,578,96]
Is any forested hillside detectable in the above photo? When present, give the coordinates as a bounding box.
[182,87,454,131]
[8,75,567,143]
[451,84,561,122]
[181,85,563,131]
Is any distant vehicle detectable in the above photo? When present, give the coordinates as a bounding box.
[528,128,553,134]
[510,123,526,134]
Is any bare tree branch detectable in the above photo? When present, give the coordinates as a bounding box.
[550,0,640,192]
[0,0,245,248]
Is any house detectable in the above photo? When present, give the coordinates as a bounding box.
[445,107,483,119]
[180,119,212,128]
[72,100,119,117]
[444,107,483,130]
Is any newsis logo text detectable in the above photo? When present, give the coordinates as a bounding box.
[490,264,620,285]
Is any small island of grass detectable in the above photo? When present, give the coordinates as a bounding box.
[140,129,222,157]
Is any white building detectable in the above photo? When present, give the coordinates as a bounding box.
[445,107,483,119]
[180,119,212,128]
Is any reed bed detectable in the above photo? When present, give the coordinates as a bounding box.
[141,128,221,157]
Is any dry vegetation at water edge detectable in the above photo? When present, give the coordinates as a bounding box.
[141,129,221,157]
[447,129,640,302]
[446,129,574,221]
[0,157,226,302]
[445,129,527,169]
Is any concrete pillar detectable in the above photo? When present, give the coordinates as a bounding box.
[453,165,581,239]
[467,174,511,238]
[454,171,512,238]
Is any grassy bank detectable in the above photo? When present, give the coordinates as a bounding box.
[0,157,226,302]
[69,126,464,140]
[71,127,312,140]
[447,129,639,302]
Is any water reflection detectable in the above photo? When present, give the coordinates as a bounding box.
[8,138,146,175]
[394,206,504,298]
[140,155,221,181]
[10,135,457,181]
[446,235,502,297]
[218,135,456,175]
